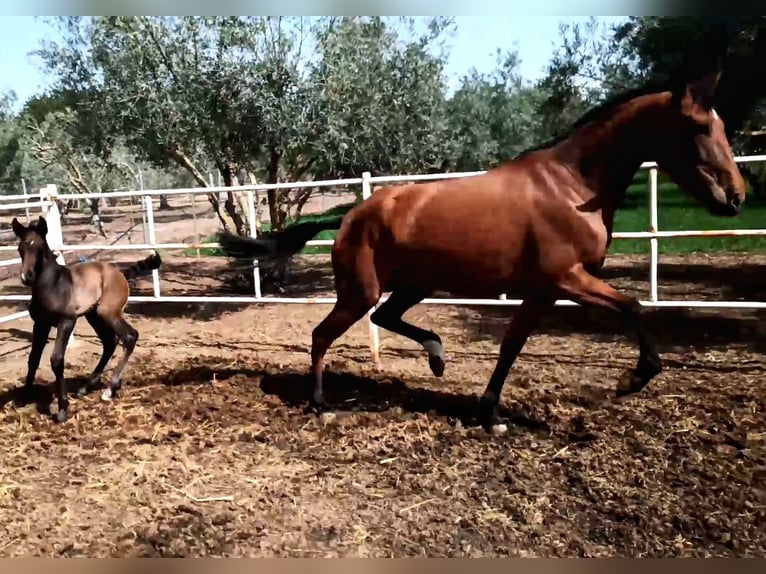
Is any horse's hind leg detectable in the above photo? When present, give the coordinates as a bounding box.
[311,295,375,407]
[79,309,117,397]
[100,315,138,401]
[369,288,445,376]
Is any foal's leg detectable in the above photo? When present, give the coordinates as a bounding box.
[51,318,77,423]
[370,288,445,376]
[100,316,138,401]
[79,310,118,398]
[556,264,662,396]
[479,297,554,431]
[15,318,52,406]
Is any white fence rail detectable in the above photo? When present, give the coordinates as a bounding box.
[3,157,766,356]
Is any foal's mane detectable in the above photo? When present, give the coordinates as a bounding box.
[516,78,674,159]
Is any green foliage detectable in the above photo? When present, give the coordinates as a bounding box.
[0,90,25,194]
[535,17,645,142]
[447,50,549,170]
[306,17,455,178]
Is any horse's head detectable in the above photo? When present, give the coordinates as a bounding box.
[654,70,746,217]
[12,216,51,286]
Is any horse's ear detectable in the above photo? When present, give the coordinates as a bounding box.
[672,69,721,112]
[36,216,48,237]
[11,217,25,238]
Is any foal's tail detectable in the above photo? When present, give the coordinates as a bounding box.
[218,215,346,260]
[121,251,162,281]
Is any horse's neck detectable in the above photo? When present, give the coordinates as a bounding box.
[558,98,661,230]
[34,252,66,293]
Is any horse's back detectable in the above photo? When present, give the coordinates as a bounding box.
[352,168,534,248]
[330,168,545,295]
[70,261,129,316]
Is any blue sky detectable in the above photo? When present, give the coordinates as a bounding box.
[0,15,628,111]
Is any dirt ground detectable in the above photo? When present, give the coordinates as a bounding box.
[0,195,765,557]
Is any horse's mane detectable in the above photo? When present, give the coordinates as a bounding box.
[516,78,675,158]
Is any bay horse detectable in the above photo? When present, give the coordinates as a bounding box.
[11,216,162,423]
[219,69,746,432]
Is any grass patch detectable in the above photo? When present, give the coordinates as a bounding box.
[611,170,766,254]
[183,174,766,258]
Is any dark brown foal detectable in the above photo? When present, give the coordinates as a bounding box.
[11,216,162,423]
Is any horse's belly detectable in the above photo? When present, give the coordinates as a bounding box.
[392,248,531,298]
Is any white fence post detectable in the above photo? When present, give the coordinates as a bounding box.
[138,169,148,245]
[21,178,30,223]
[143,195,161,298]
[649,167,659,303]
[246,189,262,299]
[361,171,381,369]
[40,184,77,346]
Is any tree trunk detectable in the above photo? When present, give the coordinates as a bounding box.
[165,145,233,231]
[159,195,171,210]
[266,147,283,231]
[220,160,247,236]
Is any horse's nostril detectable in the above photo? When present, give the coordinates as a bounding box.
[731,196,741,207]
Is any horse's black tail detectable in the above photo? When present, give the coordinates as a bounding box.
[121,251,162,281]
[218,215,346,260]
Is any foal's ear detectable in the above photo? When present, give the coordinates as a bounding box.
[36,216,48,237]
[11,217,25,238]
[673,70,721,112]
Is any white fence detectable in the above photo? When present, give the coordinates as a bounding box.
[2,156,766,357]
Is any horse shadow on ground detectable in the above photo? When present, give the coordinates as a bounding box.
[258,370,552,434]
[133,360,551,435]
[0,374,101,417]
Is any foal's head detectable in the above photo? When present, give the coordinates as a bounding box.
[653,70,746,217]
[12,216,53,286]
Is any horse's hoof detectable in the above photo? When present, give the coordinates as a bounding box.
[100,388,113,401]
[319,411,337,426]
[311,391,326,408]
[490,423,508,436]
[428,354,446,377]
[56,409,68,423]
[616,369,652,397]
[76,386,89,399]
[478,395,501,433]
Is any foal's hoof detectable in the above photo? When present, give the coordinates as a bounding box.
[76,386,90,399]
[100,388,115,401]
[428,354,446,377]
[56,409,68,424]
[13,386,35,407]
